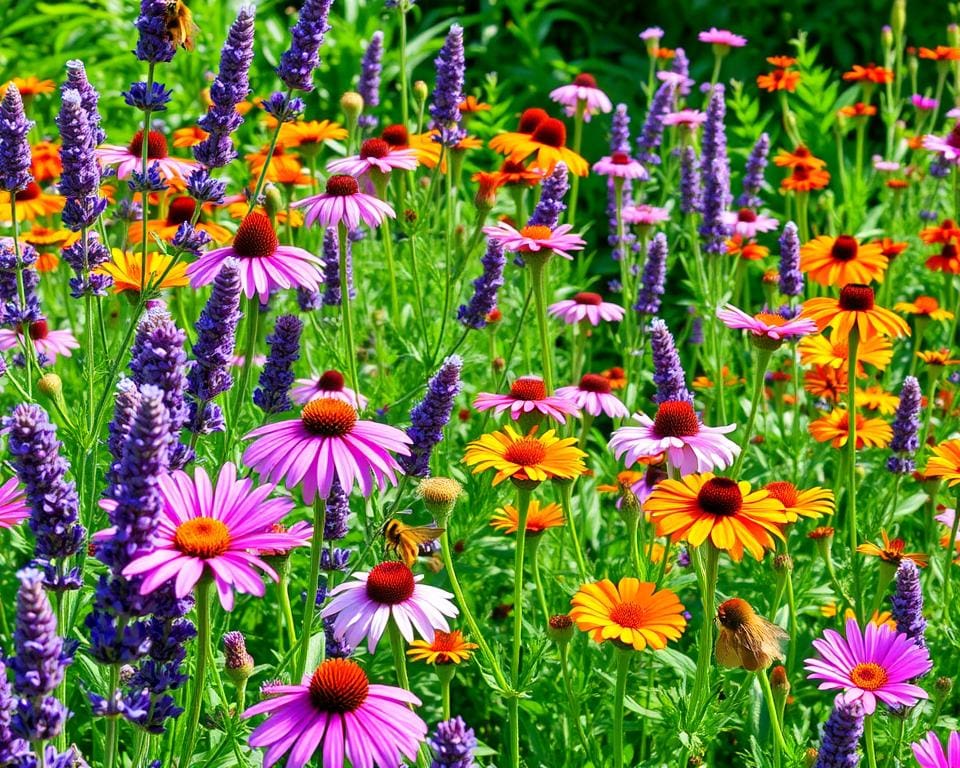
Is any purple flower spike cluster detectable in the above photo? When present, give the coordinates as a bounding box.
[324,477,350,541]
[254,314,304,414]
[814,697,864,768]
[0,85,34,193]
[430,24,467,147]
[778,221,803,297]
[399,355,463,477]
[276,0,334,92]
[321,226,356,306]
[134,0,177,63]
[891,558,926,649]
[0,241,41,327]
[649,318,694,405]
[671,48,692,95]
[458,239,505,329]
[635,233,668,315]
[737,132,770,209]
[358,31,384,130]
[607,104,638,261]
[887,376,922,474]
[429,715,477,768]
[636,82,674,166]
[680,145,702,214]
[528,163,569,229]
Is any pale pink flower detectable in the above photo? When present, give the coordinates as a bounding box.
[657,71,695,90]
[663,109,707,130]
[698,27,747,48]
[326,138,418,177]
[474,375,581,424]
[622,204,670,226]
[96,129,195,180]
[291,369,367,409]
[872,156,901,172]
[639,27,664,42]
[592,152,649,180]
[549,73,613,123]
[720,208,779,238]
[923,127,960,165]
[482,221,586,261]
[548,291,625,325]
[0,319,79,363]
[291,174,396,229]
[556,374,629,419]
[717,304,818,341]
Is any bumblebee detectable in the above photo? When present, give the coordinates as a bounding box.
[165,0,198,51]
[381,518,444,567]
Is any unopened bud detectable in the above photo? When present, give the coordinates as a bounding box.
[803,748,818,768]
[547,614,575,644]
[263,183,283,224]
[773,554,793,573]
[492,356,505,372]
[413,80,429,106]
[881,25,893,48]
[891,0,906,40]
[38,372,62,399]
[417,477,463,525]
[340,91,364,123]
[771,665,790,695]
[935,675,953,697]
[223,631,255,685]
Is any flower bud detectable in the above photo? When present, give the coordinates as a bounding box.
[223,631,255,686]
[935,675,953,698]
[417,477,463,526]
[891,0,906,40]
[881,25,893,48]
[340,91,364,123]
[771,665,790,695]
[413,80,429,106]
[264,183,283,224]
[773,554,793,573]
[803,748,818,768]
[547,614,575,644]
[38,372,62,399]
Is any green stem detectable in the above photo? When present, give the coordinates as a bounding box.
[248,88,292,215]
[296,498,326,679]
[757,670,789,761]
[688,544,720,722]
[509,486,532,768]
[731,347,774,476]
[846,329,863,621]
[408,233,430,349]
[229,296,260,433]
[277,573,297,650]
[337,223,361,404]
[628,516,643,578]
[559,482,587,581]
[559,643,593,761]
[919,367,942,453]
[529,535,550,625]
[440,669,452,720]
[179,579,212,768]
[398,5,409,130]
[388,618,412,690]
[612,649,632,768]
[529,257,555,393]
[864,715,878,768]
[103,665,120,768]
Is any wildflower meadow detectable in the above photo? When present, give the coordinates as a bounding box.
[2,0,960,766]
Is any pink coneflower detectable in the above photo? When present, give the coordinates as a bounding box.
[482,222,586,261]
[474,376,581,424]
[96,129,195,180]
[639,27,664,42]
[609,401,740,475]
[242,398,412,503]
[698,27,747,48]
[923,125,960,166]
[872,156,901,172]
[549,73,613,122]
[592,152,649,180]
[912,731,960,768]
[186,214,324,303]
[243,658,427,768]
[291,369,367,409]
[291,174,396,229]
[232,353,267,368]
[326,138,418,177]
[119,463,305,610]
[322,561,458,652]
[0,477,28,529]
[804,617,932,714]
[657,71,695,90]
[720,208,779,238]
[935,507,960,542]
[548,292,625,325]
[912,94,939,111]
[0,319,79,363]
[622,204,670,227]
[948,107,960,120]
[663,109,707,130]
[556,374,630,419]
[717,305,818,342]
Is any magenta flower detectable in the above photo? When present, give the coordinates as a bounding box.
[720,208,779,238]
[804,618,932,714]
[119,462,305,610]
[326,137,418,177]
[912,731,960,768]
[474,375,581,424]
[186,212,324,303]
[482,221,586,261]
[243,657,427,768]
[663,109,707,130]
[292,174,396,229]
[242,397,412,503]
[0,476,28,529]
[912,94,939,111]
[96,129,195,180]
[549,73,613,122]
[639,27,664,42]
[698,27,747,48]
[322,561,457,652]
[291,369,367,409]
[548,292,625,325]
[556,374,629,419]
[0,319,79,363]
[922,126,960,166]
[609,400,739,474]
[872,156,901,173]
[592,152,649,180]
[717,304,818,341]
[622,204,670,227]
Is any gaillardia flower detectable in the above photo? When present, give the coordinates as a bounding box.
[491,499,564,535]
[463,425,586,487]
[763,481,834,522]
[802,284,910,340]
[800,235,888,287]
[809,408,892,449]
[407,629,478,665]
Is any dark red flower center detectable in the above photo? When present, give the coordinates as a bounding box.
[318,370,345,391]
[737,208,758,223]
[15,182,41,201]
[838,283,875,311]
[127,129,169,159]
[301,398,357,436]
[947,124,960,150]
[381,124,410,147]
[652,401,700,438]
[578,374,611,394]
[942,243,958,259]
[611,152,631,165]
[360,138,391,160]
[573,73,598,88]
[764,481,798,507]
[500,160,529,175]
[325,174,360,196]
[518,108,550,134]
[831,235,859,262]
[573,292,603,305]
[232,213,278,258]
[697,477,743,517]
[23,318,48,340]
[167,196,197,226]
[942,218,957,230]
[509,377,547,400]
[531,118,567,148]
[365,561,416,604]
[308,659,369,713]
[173,517,232,558]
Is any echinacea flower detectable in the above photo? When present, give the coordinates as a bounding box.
[322,561,457,652]
[716,305,817,345]
[804,618,932,714]
[923,124,960,165]
[912,731,960,768]
[698,27,747,48]
[186,212,324,303]
[482,221,585,261]
[407,629,478,665]
[326,137,418,177]
[591,152,648,180]
[548,292,624,325]
[609,401,739,475]
[96,129,195,180]
[491,499,564,535]
[463,424,586,487]
[474,376,581,424]
[643,472,789,561]
[802,284,910,340]
[809,408,892,449]
[243,658,427,768]
[857,530,928,567]
[622,204,669,227]
[119,462,305,610]
[663,109,706,130]
[926,440,960,486]
[800,235,888,287]
[291,369,367,409]
[0,476,28,529]
[243,398,412,502]
[292,174,396,229]
[0,318,78,363]
[549,73,613,122]
[720,208,779,238]
[763,481,834,522]
[97,248,189,294]
[556,374,630,419]
[569,578,686,651]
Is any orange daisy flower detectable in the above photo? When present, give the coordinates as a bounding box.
[726,235,769,261]
[489,112,588,176]
[757,69,801,92]
[855,386,900,415]
[916,349,960,367]
[764,481,834,522]
[277,120,348,155]
[96,248,189,294]
[927,440,960,486]
[808,408,892,449]
[925,243,960,274]
[459,95,492,113]
[173,126,209,148]
[920,219,960,245]
[30,141,61,182]
[655,48,676,60]
[820,605,898,630]
[798,333,893,375]
[895,296,954,322]
[692,366,744,390]
[766,55,797,67]
[774,146,827,169]
[472,160,544,189]
[643,473,789,561]
[781,165,831,192]
[245,144,302,181]
[803,365,848,402]
[838,102,877,118]
[877,238,908,261]
[886,179,909,190]
[463,425,586,487]
[407,629,478,665]
[35,252,59,272]
[800,235,887,286]
[856,530,928,567]
[1,76,55,98]
[129,196,233,246]
[0,183,64,221]
[802,284,910,339]
[919,46,960,61]
[491,499,564,535]
[843,64,894,84]
[20,225,78,250]
[601,366,627,390]
[570,578,686,651]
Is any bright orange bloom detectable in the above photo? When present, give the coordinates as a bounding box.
[601,366,627,390]
[757,69,801,92]
[0,183,64,221]
[781,165,831,192]
[895,296,954,322]
[463,425,586,486]
[655,48,676,60]
[774,146,827,169]
[808,408,892,449]
[919,46,960,61]
[407,630,478,665]
[202,87,255,115]
[1,76,55,98]
[245,144,302,181]
[925,243,960,274]
[172,126,209,148]
[799,333,892,376]
[857,530,928,567]
[570,578,686,651]
[96,248,189,294]
[855,386,900,415]
[35,252,59,272]
[644,473,789,561]
[459,95,492,113]
[491,499,564,535]
[917,349,960,367]
[920,219,960,244]
[838,102,877,118]
[803,365,848,402]
[225,201,303,227]
[927,440,960,486]
[20,224,78,250]
[766,56,797,67]
[277,120,348,152]
[877,238,908,260]
[692,366,743,390]
[726,235,769,261]
[820,605,898,630]
[802,284,910,339]
[128,196,233,246]
[597,470,646,494]
[490,109,588,176]
[800,235,887,286]
[886,179,910,190]
[409,131,483,171]
[843,64,894,84]
[30,141,61,182]
[764,482,834,522]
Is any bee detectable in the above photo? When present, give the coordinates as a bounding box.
[164,0,199,51]
[381,518,445,568]
[715,598,789,672]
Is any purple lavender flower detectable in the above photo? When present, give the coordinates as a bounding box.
[64,60,105,144]
[276,0,334,91]
[458,239,505,329]
[57,89,100,203]
[260,91,305,123]
[324,478,350,541]
[321,227,355,305]
[737,132,770,209]
[358,31,384,130]
[223,631,254,674]
[635,233,668,315]
[680,145,702,214]
[930,156,951,178]
[891,559,926,649]
[171,222,211,257]
[0,242,41,326]
[528,163,569,229]
[814,697,864,768]
[186,167,226,204]
[398,355,463,477]
[430,716,477,768]
[254,314,303,414]
[0,85,34,193]
[649,318,694,405]
[887,376,921,474]
[123,81,173,112]
[128,161,169,193]
[700,85,729,204]
[670,48,691,96]
[135,0,177,63]
[636,82,674,166]
[321,548,351,572]
[607,104,638,261]
[323,617,353,658]
[0,658,27,765]
[429,24,467,147]
[297,286,322,311]
[778,221,803,297]
[699,155,731,255]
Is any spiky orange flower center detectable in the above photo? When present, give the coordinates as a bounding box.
[509,377,547,400]
[381,124,410,147]
[127,129,169,159]
[173,517,231,558]
[549,614,574,630]
[652,401,700,438]
[360,138,391,159]
[325,174,360,196]
[697,478,743,517]
[737,208,758,222]
[573,292,603,305]
[808,526,835,539]
[755,312,787,327]
[716,597,755,629]
[765,481,798,507]
[913,296,939,314]
[849,662,888,690]
[318,370,345,391]
[520,225,553,241]
[308,659,369,713]
[518,108,549,134]
[300,398,357,437]
[503,437,547,467]
[573,72,598,88]
[609,601,648,629]
[429,630,464,654]
[578,374,611,394]
[366,561,415,604]
[839,284,875,311]
[831,235,859,262]
[531,118,567,148]
[232,213,279,258]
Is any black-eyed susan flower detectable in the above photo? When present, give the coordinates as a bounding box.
[463,425,586,487]
[809,408,892,449]
[802,284,910,340]
[407,629,478,665]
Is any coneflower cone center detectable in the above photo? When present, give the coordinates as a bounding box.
[531,118,566,148]
[233,213,279,258]
[698,478,743,517]
[839,284,875,311]
[609,601,648,629]
[518,108,549,134]
[503,437,547,467]
[167,197,197,225]
[509,377,547,400]
[301,398,357,437]
[360,138,391,160]
[325,174,360,196]
[573,291,603,306]
[737,208,758,223]
[716,598,754,630]
[947,124,960,150]
[549,614,573,630]
[366,561,416,604]
[849,662,889,690]
[173,517,231,558]
[573,72,598,88]
[831,235,859,262]
[941,244,958,259]
[381,124,410,147]
[765,481,798,507]
[611,152,631,165]
[578,374,611,394]
[16,182,41,201]
[318,370,345,391]
[309,659,369,713]
[652,401,700,438]
[127,129,169,159]
[25,319,49,340]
